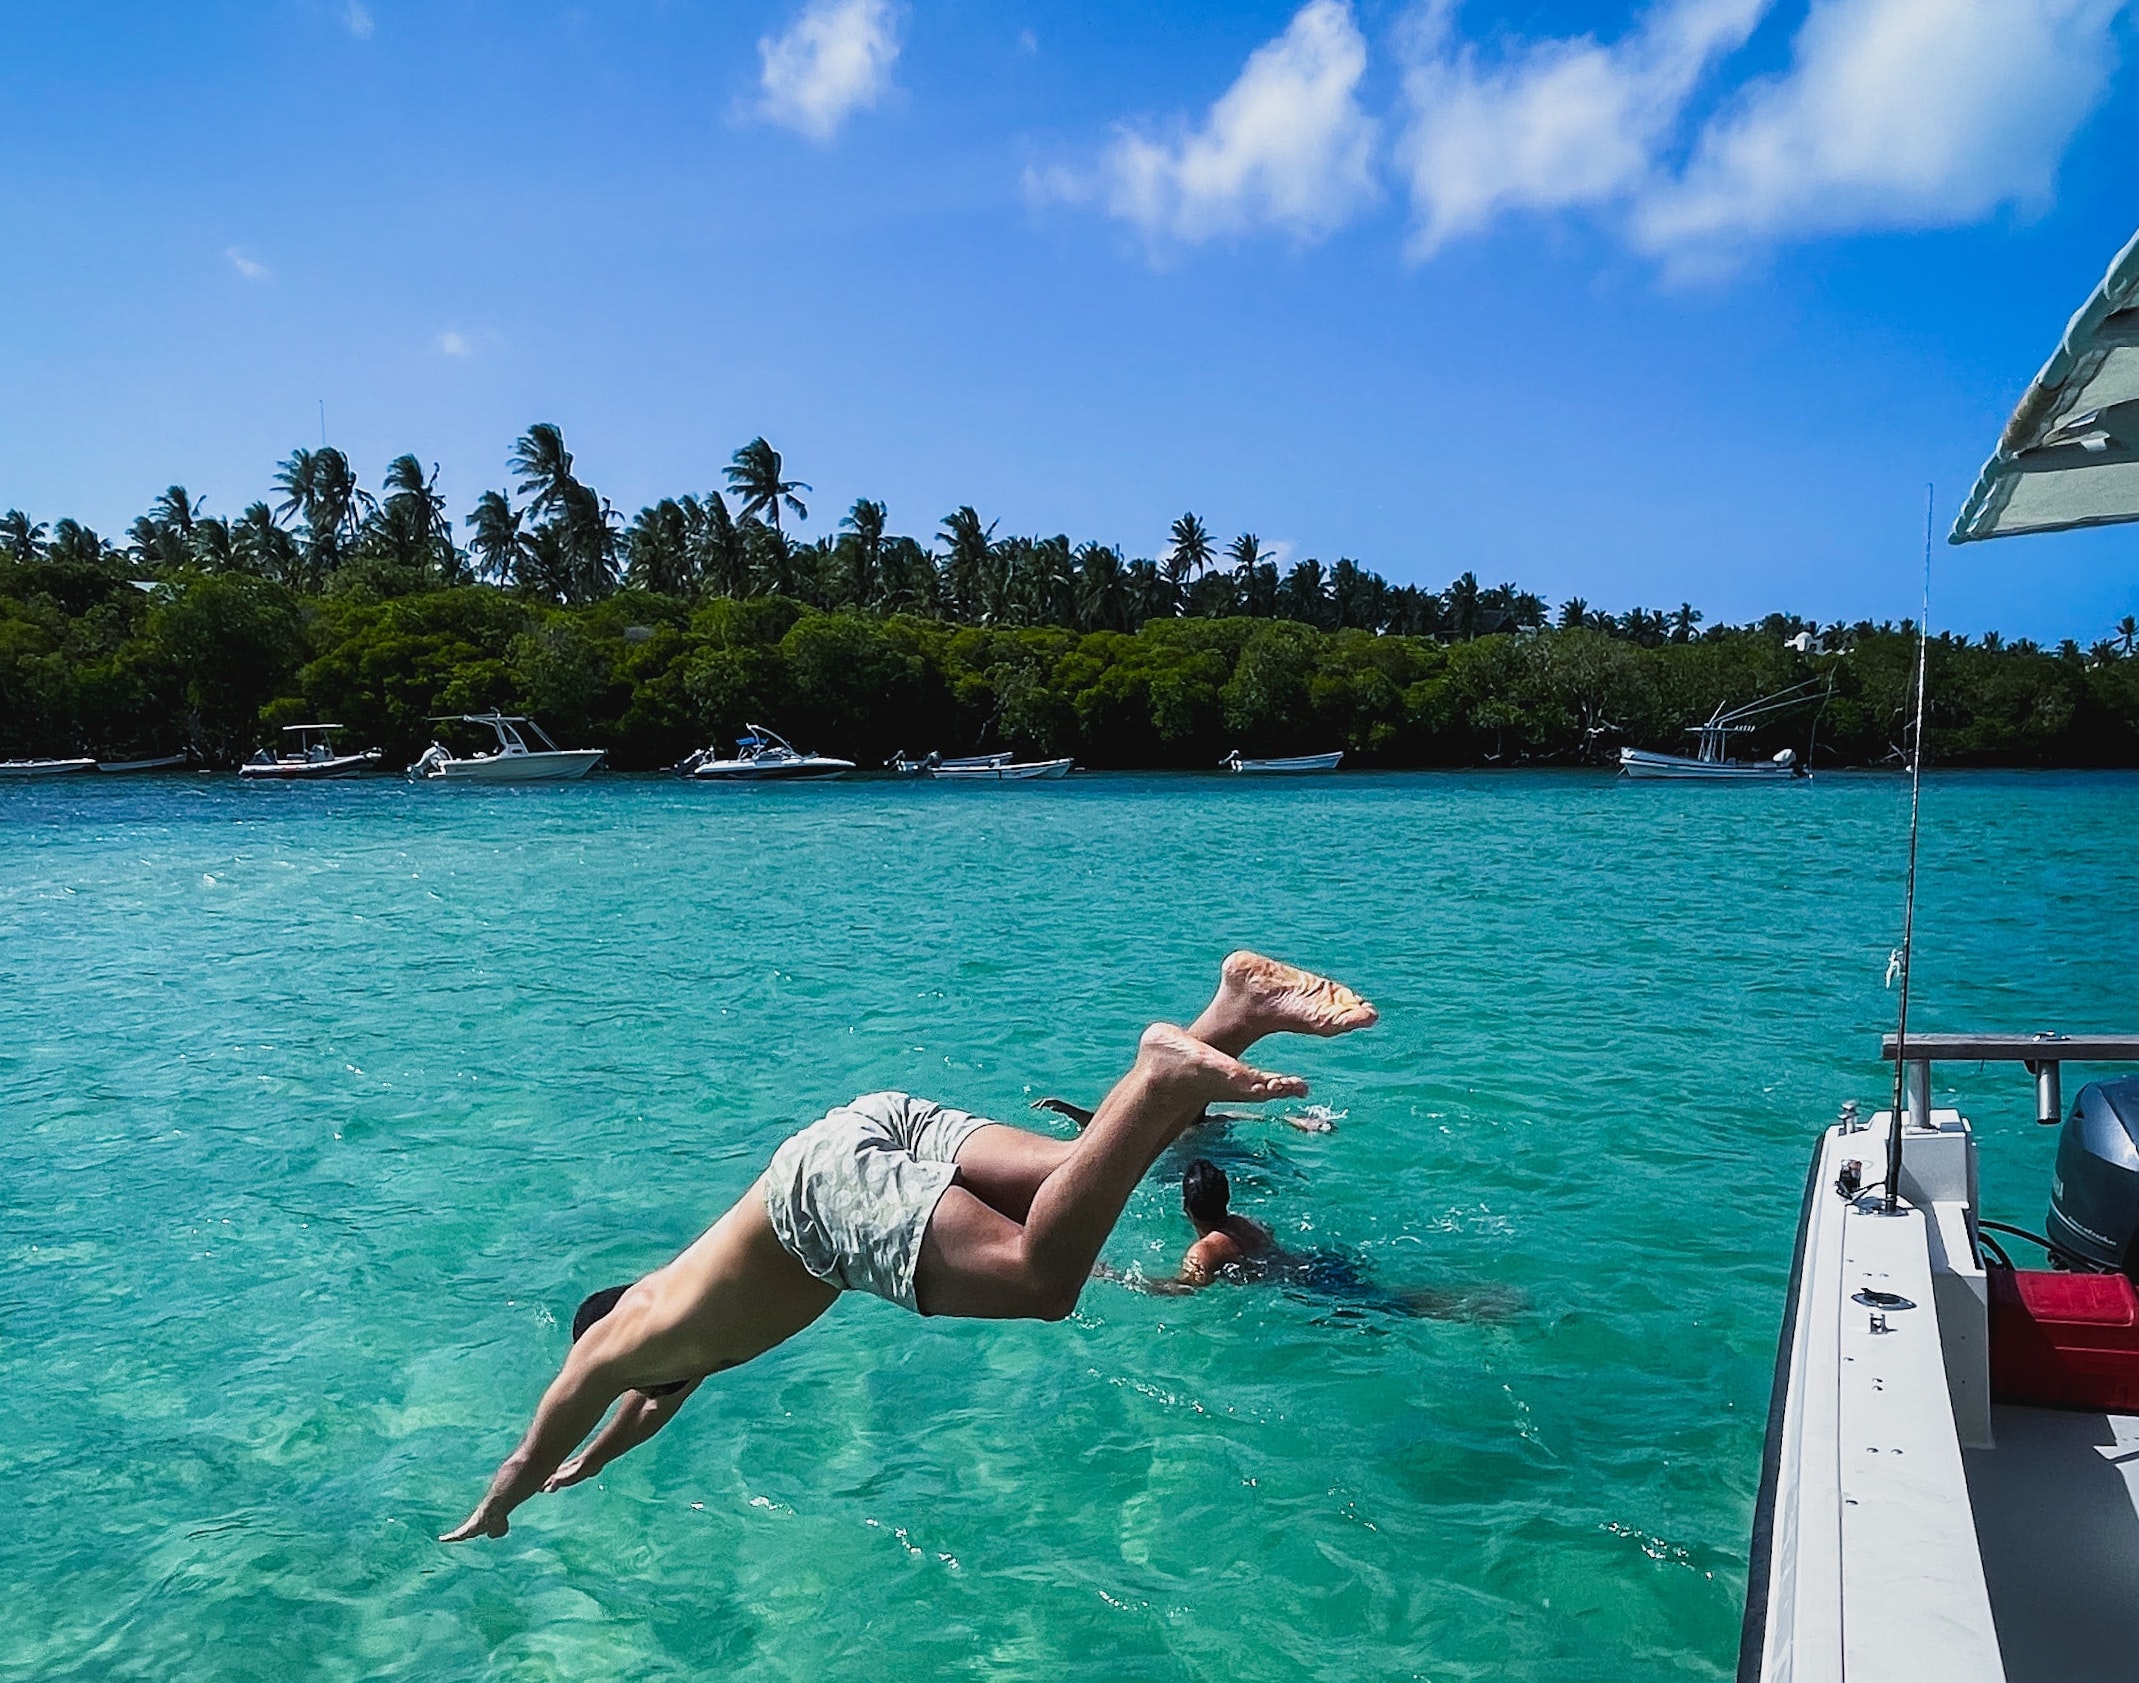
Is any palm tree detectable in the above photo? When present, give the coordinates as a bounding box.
[694,492,747,597]
[190,516,236,571]
[1669,601,1703,643]
[232,503,300,585]
[1074,542,1130,632]
[627,499,697,596]
[1276,558,1328,626]
[840,498,888,607]
[465,490,526,585]
[46,519,108,565]
[509,424,579,522]
[1445,572,1481,639]
[0,510,47,559]
[377,455,461,582]
[275,446,371,581]
[1227,533,1274,616]
[1558,597,1591,630]
[2118,614,2137,656]
[1124,558,1174,627]
[726,438,809,533]
[1165,513,1213,589]
[939,506,997,621]
[129,485,203,571]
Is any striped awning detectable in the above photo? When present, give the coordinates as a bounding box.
[1951,229,2139,544]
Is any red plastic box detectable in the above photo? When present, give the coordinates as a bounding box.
[1989,1268,2139,1413]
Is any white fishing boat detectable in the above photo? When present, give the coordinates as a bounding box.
[1741,227,2139,1683]
[0,757,97,778]
[408,714,605,782]
[1619,684,1825,780]
[929,756,1072,781]
[1222,750,1343,774]
[237,724,383,781]
[678,725,853,782]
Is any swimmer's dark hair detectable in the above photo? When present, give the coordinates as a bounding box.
[571,1283,686,1396]
[1183,1158,1230,1225]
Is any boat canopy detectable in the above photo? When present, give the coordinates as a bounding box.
[1952,227,2139,543]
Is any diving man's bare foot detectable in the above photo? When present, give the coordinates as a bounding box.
[1191,951,1378,1056]
[1138,1023,1308,1105]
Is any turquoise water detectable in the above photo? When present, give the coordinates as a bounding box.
[6,770,2137,1681]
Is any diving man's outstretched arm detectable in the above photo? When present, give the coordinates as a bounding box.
[543,1381,703,1492]
[442,1350,629,1540]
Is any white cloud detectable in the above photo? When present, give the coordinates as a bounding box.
[342,1,373,39]
[757,0,902,141]
[225,246,269,282]
[436,331,471,357]
[1636,0,2126,254]
[1094,0,1379,244]
[1397,0,1768,256]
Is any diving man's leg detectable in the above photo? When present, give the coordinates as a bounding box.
[960,952,1376,1219]
[913,1026,1306,1320]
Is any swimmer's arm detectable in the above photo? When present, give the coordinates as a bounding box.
[1032,1097,1095,1129]
[441,1354,627,1542]
[1089,1260,1200,1296]
[544,1381,702,1491]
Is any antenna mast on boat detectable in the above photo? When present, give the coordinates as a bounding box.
[1884,486,1935,1214]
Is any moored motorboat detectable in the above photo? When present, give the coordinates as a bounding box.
[237,724,383,780]
[886,750,1013,777]
[1223,750,1343,774]
[0,757,97,778]
[96,751,197,774]
[409,714,605,782]
[929,756,1072,781]
[678,725,853,782]
[1618,745,1799,780]
[1619,683,1825,779]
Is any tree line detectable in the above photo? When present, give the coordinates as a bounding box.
[4,426,2138,770]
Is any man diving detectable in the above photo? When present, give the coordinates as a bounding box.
[441,951,1377,1542]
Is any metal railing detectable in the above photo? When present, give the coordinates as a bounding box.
[1881,1033,2139,1128]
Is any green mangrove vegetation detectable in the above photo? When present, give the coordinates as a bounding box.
[5,427,2138,769]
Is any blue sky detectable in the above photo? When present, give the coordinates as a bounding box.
[2,0,2135,639]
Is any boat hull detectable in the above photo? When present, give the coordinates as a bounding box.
[690,761,852,782]
[96,754,194,774]
[238,752,383,781]
[0,758,97,777]
[1619,747,1799,780]
[416,749,606,782]
[1227,752,1342,774]
[930,758,1072,781]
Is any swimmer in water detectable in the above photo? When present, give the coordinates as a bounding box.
[441,951,1376,1542]
[1102,1156,1525,1322]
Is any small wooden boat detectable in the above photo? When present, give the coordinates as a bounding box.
[1223,750,1343,774]
[678,726,853,782]
[409,714,605,782]
[886,750,1013,777]
[96,752,196,774]
[929,757,1072,781]
[238,725,384,781]
[0,757,97,778]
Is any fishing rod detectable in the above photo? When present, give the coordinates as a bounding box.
[1884,486,1935,1214]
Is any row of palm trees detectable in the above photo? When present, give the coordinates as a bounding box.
[0,424,1737,645]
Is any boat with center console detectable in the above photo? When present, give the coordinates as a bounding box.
[1619,684,1822,780]
[409,714,605,782]
[237,725,383,781]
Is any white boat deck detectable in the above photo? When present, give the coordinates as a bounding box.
[1966,1406,2139,1683]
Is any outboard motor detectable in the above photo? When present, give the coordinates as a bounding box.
[2046,1077,2139,1274]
